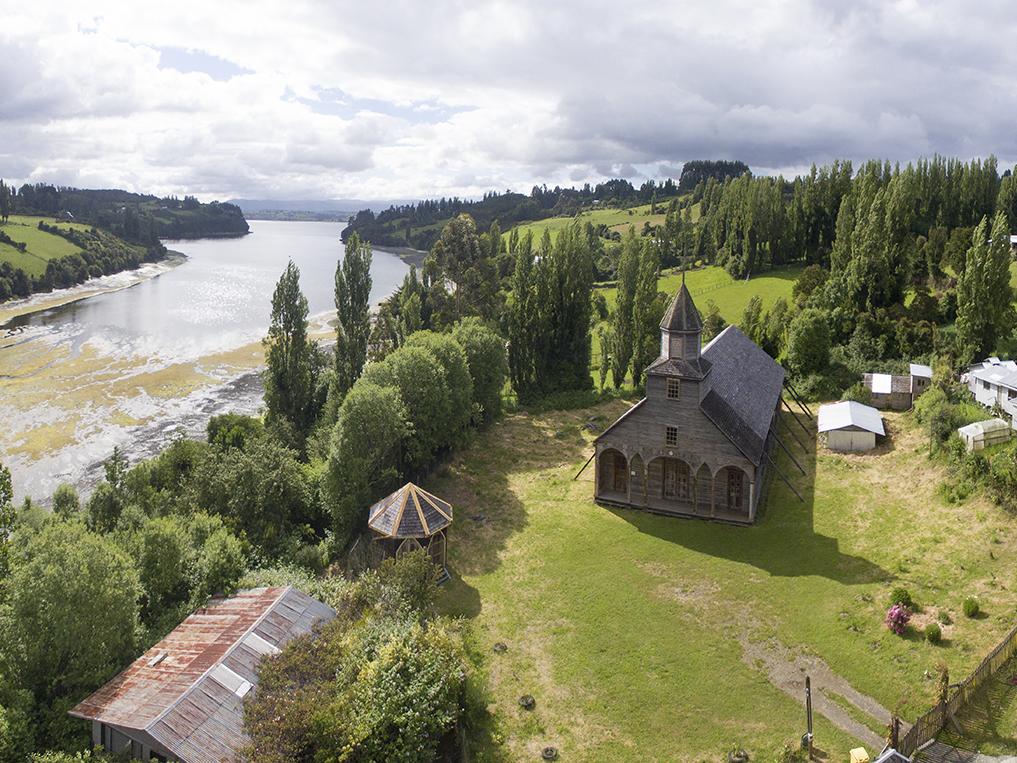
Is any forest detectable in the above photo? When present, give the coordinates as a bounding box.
[9,184,249,244]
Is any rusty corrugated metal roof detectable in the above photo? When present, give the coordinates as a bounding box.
[70,586,335,762]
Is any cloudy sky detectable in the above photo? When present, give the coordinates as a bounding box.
[2,0,1016,202]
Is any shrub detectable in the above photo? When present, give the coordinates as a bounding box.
[885,603,911,635]
[840,382,871,405]
[925,623,942,644]
[963,596,980,618]
[938,611,953,625]
[889,587,914,610]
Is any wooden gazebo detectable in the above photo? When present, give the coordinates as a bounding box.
[368,483,452,575]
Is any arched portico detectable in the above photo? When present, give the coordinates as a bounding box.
[646,455,694,513]
[714,465,751,519]
[597,448,628,500]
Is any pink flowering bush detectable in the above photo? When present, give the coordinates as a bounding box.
[885,603,911,635]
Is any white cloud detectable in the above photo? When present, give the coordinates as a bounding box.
[1,0,1016,202]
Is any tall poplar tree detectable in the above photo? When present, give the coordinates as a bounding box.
[611,227,640,385]
[0,180,11,223]
[334,232,373,400]
[264,260,315,439]
[957,213,1016,362]
[630,240,661,387]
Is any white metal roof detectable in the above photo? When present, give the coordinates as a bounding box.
[958,418,1011,438]
[871,373,893,394]
[969,364,1017,390]
[909,363,932,378]
[818,401,885,436]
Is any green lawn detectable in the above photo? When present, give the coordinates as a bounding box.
[0,215,88,276]
[432,405,1017,761]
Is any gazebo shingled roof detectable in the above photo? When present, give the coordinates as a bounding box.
[368,482,452,539]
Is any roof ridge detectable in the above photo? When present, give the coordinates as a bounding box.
[144,586,291,733]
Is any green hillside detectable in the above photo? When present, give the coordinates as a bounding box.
[507,198,699,245]
[0,215,155,302]
[0,216,94,276]
[591,264,801,388]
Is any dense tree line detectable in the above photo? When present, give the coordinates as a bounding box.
[10,183,249,244]
[343,171,717,250]
[508,221,595,401]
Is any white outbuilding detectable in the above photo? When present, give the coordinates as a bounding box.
[818,401,885,452]
[957,418,1012,452]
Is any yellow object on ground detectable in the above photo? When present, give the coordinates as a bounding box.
[850,748,870,763]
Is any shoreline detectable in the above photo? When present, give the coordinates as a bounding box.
[0,250,189,327]
[374,244,429,268]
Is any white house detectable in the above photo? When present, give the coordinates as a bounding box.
[818,401,885,452]
[965,357,1017,417]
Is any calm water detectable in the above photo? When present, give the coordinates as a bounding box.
[9,220,409,362]
[1,220,409,502]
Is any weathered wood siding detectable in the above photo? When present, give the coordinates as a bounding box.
[596,373,766,520]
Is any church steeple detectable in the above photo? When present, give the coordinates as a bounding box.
[659,282,703,361]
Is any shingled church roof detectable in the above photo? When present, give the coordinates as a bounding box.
[699,325,785,465]
[659,281,703,332]
[368,483,452,538]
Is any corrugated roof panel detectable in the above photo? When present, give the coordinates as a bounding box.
[71,586,336,762]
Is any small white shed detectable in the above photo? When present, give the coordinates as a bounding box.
[818,401,885,452]
[958,418,1012,452]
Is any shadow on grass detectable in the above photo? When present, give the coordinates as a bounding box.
[429,410,593,615]
[610,410,893,585]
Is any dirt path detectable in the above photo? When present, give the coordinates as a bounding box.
[740,636,892,751]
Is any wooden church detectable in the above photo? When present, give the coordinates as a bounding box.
[594,280,787,523]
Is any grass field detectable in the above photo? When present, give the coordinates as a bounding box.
[0,215,89,276]
[429,404,1017,761]
[506,199,700,246]
[591,264,802,387]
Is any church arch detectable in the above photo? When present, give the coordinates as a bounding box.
[598,448,628,495]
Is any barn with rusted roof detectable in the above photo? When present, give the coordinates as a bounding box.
[69,587,334,762]
[594,281,787,523]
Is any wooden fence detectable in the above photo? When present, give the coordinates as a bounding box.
[898,621,1017,756]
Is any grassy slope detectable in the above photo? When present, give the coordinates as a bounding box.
[433,404,1017,761]
[506,199,700,245]
[591,265,802,388]
[0,215,91,276]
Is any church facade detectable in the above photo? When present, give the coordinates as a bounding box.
[594,282,785,523]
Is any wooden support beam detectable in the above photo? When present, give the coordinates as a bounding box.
[784,381,814,419]
[764,450,804,502]
[779,408,810,452]
[574,450,596,481]
[782,396,813,438]
[771,429,806,475]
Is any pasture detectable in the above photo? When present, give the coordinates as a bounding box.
[506,199,700,245]
[431,405,1017,761]
[0,215,89,276]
